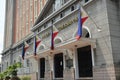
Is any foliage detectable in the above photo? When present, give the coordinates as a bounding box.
[21,76,31,80]
[11,76,20,80]
[7,62,22,76]
[0,73,4,80]
[0,62,22,79]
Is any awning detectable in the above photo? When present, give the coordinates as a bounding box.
[26,38,96,59]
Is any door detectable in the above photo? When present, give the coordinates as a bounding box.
[77,45,93,77]
[40,58,45,78]
[54,53,64,78]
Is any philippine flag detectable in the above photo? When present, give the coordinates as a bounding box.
[34,35,41,56]
[22,41,29,60]
[51,25,59,50]
[76,7,88,40]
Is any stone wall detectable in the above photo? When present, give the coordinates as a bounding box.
[106,0,120,79]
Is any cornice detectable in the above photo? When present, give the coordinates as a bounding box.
[31,0,77,31]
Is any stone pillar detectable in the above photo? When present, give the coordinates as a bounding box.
[31,72,38,80]
[64,68,75,80]
[64,49,75,80]
[45,71,53,80]
[45,55,53,80]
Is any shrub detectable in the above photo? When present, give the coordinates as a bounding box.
[21,76,31,80]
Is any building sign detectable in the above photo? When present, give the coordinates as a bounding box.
[58,17,78,31]
[40,17,78,39]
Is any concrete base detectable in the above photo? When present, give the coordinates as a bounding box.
[93,65,116,80]
[45,71,53,80]
[64,68,75,80]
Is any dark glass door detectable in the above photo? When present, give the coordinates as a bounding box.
[77,46,93,77]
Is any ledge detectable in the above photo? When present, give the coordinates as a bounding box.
[31,0,77,31]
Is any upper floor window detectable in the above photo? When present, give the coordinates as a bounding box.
[60,12,64,18]
[38,27,41,32]
[85,0,89,3]
[71,5,75,11]
[27,38,32,44]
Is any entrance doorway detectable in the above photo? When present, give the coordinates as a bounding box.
[40,58,45,78]
[77,45,93,77]
[54,53,64,78]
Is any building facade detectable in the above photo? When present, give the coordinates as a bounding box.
[2,0,47,79]
[2,0,120,80]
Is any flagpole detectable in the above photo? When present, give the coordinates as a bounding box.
[51,24,54,50]
[79,3,112,54]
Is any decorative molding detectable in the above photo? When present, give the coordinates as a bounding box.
[58,17,78,31]
[40,31,51,39]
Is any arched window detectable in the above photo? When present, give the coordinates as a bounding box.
[82,28,90,38]
[39,45,45,50]
[54,38,62,44]
[74,26,91,38]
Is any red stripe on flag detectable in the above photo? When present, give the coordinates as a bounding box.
[76,35,81,40]
[24,46,29,52]
[36,40,41,48]
[53,31,58,39]
[82,17,88,24]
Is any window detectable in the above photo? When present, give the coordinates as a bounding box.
[60,12,63,18]
[85,33,90,38]
[85,0,89,3]
[27,38,31,44]
[54,38,62,44]
[51,18,55,24]
[38,28,40,32]
[26,59,30,67]
[44,24,47,28]
[39,45,45,50]
[71,5,75,11]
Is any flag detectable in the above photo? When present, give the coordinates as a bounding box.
[76,7,88,40]
[22,42,29,60]
[51,25,59,50]
[34,35,41,56]
[81,8,88,25]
